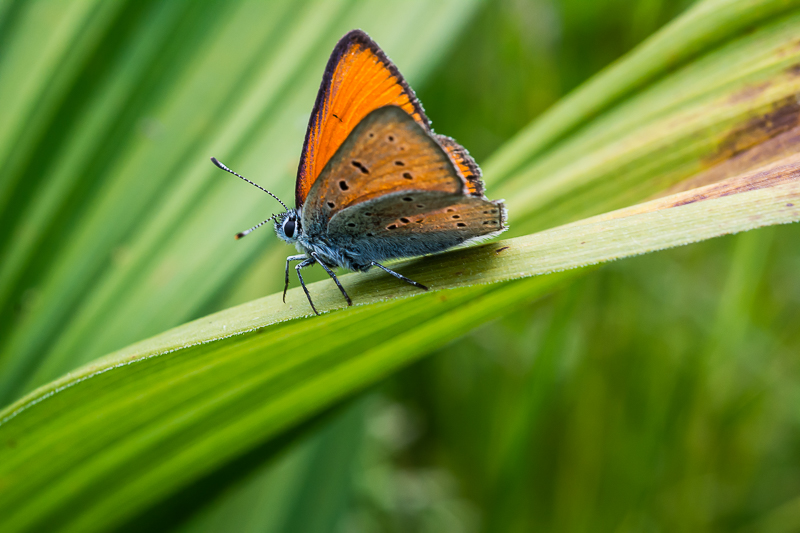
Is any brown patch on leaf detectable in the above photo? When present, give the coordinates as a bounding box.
[666,125,800,195]
[708,96,800,168]
[495,246,510,254]
[786,63,800,77]
[669,155,800,207]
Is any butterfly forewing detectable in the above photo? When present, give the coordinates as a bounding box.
[296,30,428,207]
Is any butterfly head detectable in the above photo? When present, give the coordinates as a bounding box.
[274,209,301,243]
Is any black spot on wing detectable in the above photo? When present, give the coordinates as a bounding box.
[351,160,369,174]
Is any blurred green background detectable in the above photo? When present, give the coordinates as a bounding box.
[3,0,800,531]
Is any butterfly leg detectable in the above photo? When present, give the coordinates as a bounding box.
[295,258,319,315]
[310,252,352,306]
[369,261,428,291]
[284,254,308,303]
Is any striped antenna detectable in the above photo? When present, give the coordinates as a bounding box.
[235,214,279,240]
[210,157,289,211]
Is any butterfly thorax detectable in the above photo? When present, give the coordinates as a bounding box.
[274,208,359,271]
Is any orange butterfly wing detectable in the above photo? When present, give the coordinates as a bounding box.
[295,30,429,207]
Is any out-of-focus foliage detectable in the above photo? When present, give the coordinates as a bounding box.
[423,0,695,160]
[1,0,799,532]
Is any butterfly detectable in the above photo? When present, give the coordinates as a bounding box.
[212,29,507,315]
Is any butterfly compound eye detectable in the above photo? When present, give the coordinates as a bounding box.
[283,218,296,238]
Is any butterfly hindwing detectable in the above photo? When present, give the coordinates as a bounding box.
[434,134,484,196]
[326,192,505,266]
[296,30,429,207]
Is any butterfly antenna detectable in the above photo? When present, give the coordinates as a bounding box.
[236,213,279,240]
[210,157,289,211]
